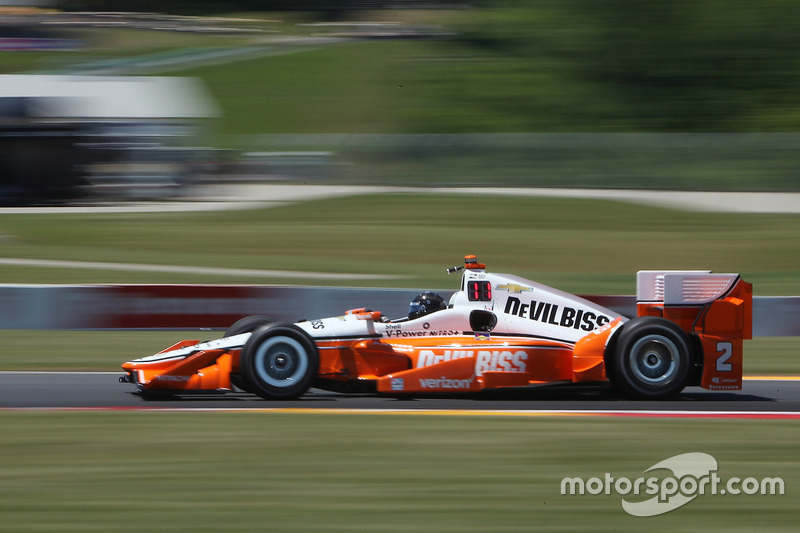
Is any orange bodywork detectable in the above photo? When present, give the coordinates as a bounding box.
[123,334,610,394]
[123,341,235,392]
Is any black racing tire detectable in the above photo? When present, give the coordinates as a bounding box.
[225,315,274,393]
[605,317,694,400]
[239,323,319,400]
[225,315,274,337]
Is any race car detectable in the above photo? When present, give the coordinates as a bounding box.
[120,255,752,400]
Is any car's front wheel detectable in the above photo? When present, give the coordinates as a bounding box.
[239,323,318,400]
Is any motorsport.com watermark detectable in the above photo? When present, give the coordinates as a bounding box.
[560,452,784,517]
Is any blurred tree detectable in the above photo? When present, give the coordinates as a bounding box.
[54,0,800,131]
[57,0,462,15]
[447,0,800,131]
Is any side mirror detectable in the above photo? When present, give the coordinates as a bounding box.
[470,310,497,332]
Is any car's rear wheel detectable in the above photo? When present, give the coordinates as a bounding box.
[225,315,274,392]
[239,323,318,400]
[225,315,274,337]
[606,317,693,400]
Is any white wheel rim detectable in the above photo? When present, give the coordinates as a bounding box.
[253,336,309,388]
[628,334,679,385]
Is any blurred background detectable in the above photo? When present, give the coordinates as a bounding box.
[2,5,799,533]
[2,0,800,203]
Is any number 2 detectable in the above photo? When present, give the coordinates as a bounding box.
[715,342,733,372]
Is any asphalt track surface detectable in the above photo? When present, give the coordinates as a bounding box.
[1,372,799,416]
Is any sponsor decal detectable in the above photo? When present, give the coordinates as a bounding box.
[475,350,528,375]
[708,383,740,390]
[710,376,740,390]
[419,376,474,389]
[384,328,461,338]
[474,332,491,341]
[391,378,404,391]
[417,349,473,367]
[152,375,191,382]
[497,283,533,293]
[504,296,611,331]
[417,349,528,376]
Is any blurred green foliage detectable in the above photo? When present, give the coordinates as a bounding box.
[432,0,800,132]
[10,2,800,134]
[163,1,800,135]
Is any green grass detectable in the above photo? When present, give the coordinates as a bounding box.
[0,330,199,371]
[745,338,800,376]
[0,194,798,293]
[0,412,796,532]
[182,40,412,136]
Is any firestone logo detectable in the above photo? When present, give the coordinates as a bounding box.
[561,452,784,517]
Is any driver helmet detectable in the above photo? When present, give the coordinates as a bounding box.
[408,292,448,320]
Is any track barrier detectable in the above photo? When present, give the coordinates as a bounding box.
[0,284,797,337]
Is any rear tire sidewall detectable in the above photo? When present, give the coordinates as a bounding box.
[225,315,274,337]
[240,323,318,400]
[226,315,274,392]
[607,317,693,400]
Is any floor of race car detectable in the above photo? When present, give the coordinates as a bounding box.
[0,372,799,416]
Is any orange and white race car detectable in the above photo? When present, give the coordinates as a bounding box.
[120,256,752,400]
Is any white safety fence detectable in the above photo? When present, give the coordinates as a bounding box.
[0,284,797,336]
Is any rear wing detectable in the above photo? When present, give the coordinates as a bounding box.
[638,270,738,305]
[636,270,752,339]
[636,270,753,391]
